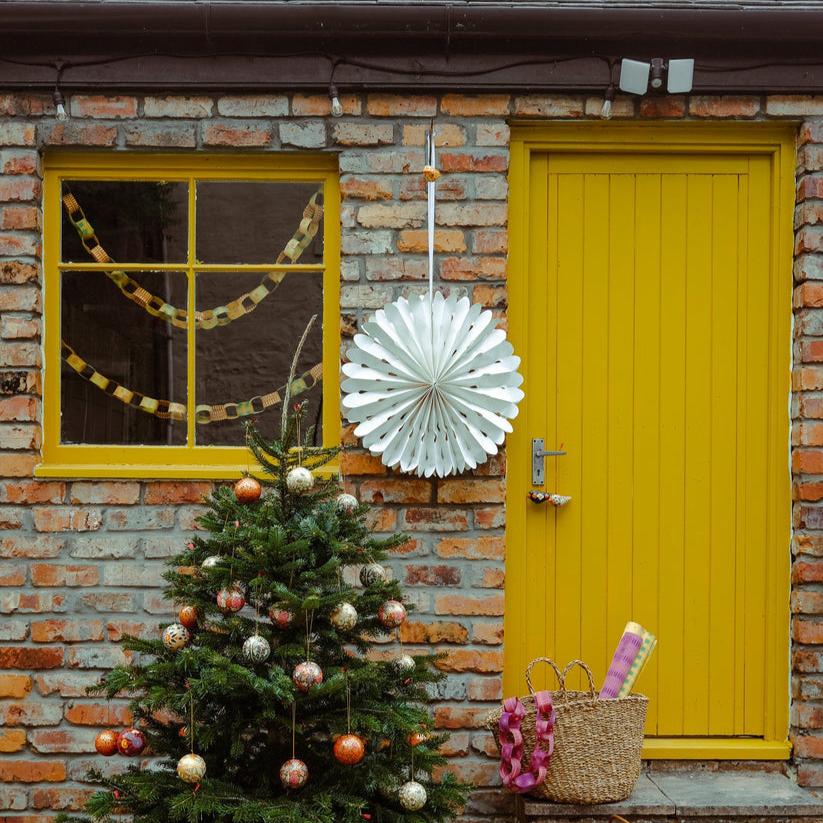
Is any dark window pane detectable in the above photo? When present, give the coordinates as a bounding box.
[195,182,323,265]
[61,270,188,445]
[195,271,323,446]
[61,181,188,264]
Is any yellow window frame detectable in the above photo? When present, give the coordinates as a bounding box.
[38,153,340,480]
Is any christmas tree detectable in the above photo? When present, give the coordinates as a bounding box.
[66,324,469,823]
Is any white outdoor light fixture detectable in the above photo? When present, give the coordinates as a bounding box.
[618,57,694,95]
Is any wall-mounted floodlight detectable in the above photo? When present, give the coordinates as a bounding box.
[618,57,694,95]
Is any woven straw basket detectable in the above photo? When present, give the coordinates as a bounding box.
[487,658,647,805]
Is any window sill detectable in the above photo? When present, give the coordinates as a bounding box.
[34,462,340,480]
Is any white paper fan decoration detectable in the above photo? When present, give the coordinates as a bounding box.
[342,291,524,478]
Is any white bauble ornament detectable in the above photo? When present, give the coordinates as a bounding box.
[393,653,415,674]
[336,493,359,513]
[342,292,524,478]
[330,602,358,631]
[242,634,271,663]
[162,623,190,651]
[398,780,427,811]
[201,555,222,569]
[286,466,314,493]
[292,660,323,692]
[280,757,309,789]
[359,563,388,587]
[177,753,206,783]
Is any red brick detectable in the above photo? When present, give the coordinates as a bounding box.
[798,175,823,201]
[402,123,466,147]
[0,260,38,284]
[0,674,31,698]
[433,705,498,728]
[123,123,197,148]
[513,95,584,118]
[366,95,437,117]
[795,481,823,501]
[639,96,687,117]
[0,729,26,752]
[1,206,38,230]
[144,95,214,117]
[793,590,823,614]
[688,95,760,118]
[30,619,104,643]
[41,123,118,146]
[440,256,506,281]
[0,701,63,726]
[359,479,432,505]
[340,451,387,476]
[439,150,508,173]
[144,481,213,504]
[0,759,66,784]
[767,96,823,117]
[69,481,138,505]
[0,647,63,669]
[400,620,469,644]
[440,94,510,116]
[472,229,508,254]
[32,508,102,532]
[0,93,54,116]
[467,677,503,701]
[435,593,504,616]
[0,122,36,145]
[397,228,466,253]
[0,536,65,558]
[292,93,361,116]
[340,176,393,201]
[794,449,823,474]
[799,340,823,363]
[794,619,823,643]
[64,703,131,726]
[436,536,504,560]
[437,478,505,504]
[0,566,25,586]
[30,786,93,810]
[0,177,38,202]
[71,95,137,118]
[203,123,272,147]
[472,284,507,308]
[435,649,503,676]
[402,508,469,532]
[474,507,506,529]
[476,567,505,589]
[794,734,823,758]
[29,728,97,754]
[404,564,461,586]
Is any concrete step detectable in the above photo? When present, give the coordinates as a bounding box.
[520,771,823,822]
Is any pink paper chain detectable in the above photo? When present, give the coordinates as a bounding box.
[498,691,556,793]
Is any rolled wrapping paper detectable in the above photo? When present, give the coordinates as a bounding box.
[618,630,657,698]
[599,621,645,699]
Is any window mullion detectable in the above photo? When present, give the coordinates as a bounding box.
[186,177,197,449]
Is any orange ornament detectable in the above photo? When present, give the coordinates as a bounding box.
[408,731,430,747]
[333,733,366,765]
[178,605,198,630]
[94,729,119,756]
[234,475,262,504]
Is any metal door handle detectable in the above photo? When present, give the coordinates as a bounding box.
[532,438,566,486]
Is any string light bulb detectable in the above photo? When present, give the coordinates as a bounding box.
[329,83,343,118]
[53,87,68,121]
[601,84,615,120]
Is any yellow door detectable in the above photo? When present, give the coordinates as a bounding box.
[506,125,794,760]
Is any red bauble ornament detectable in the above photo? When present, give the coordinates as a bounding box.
[217,586,246,613]
[292,660,323,692]
[268,606,295,629]
[117,728,146,757]
[377,599,407,628]
[94,729,119,756]
[333,733,366,765]
[234,475,262,504]
[178,605,198,629]
[279,757,309,789]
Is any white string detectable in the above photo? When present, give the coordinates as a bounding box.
[426,128,436,306]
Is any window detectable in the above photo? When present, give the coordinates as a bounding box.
[40,154,340,478]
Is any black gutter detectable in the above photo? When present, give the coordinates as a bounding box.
[2,2,823,92]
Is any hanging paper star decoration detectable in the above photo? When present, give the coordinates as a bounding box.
[341,291,524,478]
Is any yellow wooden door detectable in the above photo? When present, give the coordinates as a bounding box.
[506,126,794,760]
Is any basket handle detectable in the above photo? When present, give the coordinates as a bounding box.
[525,657,565,695]
[562,659,597,700]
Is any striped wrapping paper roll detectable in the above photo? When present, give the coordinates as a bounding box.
[618,629,657,698]
[599,622,645,699]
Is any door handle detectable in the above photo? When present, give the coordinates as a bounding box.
[532,438,566,486]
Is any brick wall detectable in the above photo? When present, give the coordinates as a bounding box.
[0,88,820,821]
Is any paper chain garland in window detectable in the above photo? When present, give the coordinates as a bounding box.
[61,189,324,330]
[61,339,322,424]
[60,187,325,424]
